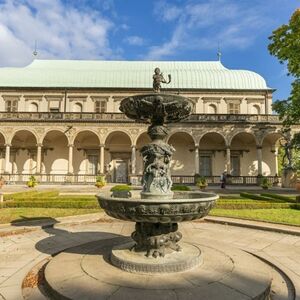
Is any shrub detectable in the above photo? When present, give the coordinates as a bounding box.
[27,175,38,188]
[110,185,132,192]
[171,185,191,191]
[196,177,207,189]
[261,193,296,203]
[95,175,106,188]
[260,177,272,189]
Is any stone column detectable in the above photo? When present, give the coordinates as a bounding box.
[274,147,279,175]
[36,143,42,174]
[99,144,105,174]
[4,144,11,173]
[257,146,263,176]
[131,145,136,175]
[194,146,199,174]
[226,147,231,173]
[68,144,74,174]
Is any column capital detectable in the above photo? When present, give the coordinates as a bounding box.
[131,145,137,149]
[99,144,105,148]
[194,145,199,150]
[256,145,263,150]
[4,144,11,147]
[36,143,43,147]
[68,144,74,148]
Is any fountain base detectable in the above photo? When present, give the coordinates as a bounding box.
[111,241,202,273]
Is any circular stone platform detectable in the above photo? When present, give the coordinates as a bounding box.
[111,242,202,273]
[44,237,272,300]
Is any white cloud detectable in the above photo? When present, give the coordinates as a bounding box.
[146,0,273,60]
[124,35,145,46]
[0,0,118,67]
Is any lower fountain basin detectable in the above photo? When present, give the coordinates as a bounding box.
[97,191,218,223]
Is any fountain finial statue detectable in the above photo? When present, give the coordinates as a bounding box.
[153,67,171,92]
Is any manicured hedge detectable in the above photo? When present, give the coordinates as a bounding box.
[291,204,300,210]
[4,190,59,201]
[4,200,98,209]
[240,192,285,202]
[260,193,296,203]
[216,202,291,209]
[171,185,191,191]
[110,185,131,191]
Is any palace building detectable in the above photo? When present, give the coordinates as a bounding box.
[0,59,289,185]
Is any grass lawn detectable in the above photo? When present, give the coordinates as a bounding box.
[210,208,300,226]
[0,207,99,224]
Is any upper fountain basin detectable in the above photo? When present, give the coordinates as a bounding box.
[97,191,218,223]
[119,93,192,123]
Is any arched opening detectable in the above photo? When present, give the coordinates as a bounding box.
[11,130,37,174]
[136,132,151,176]
[168,132,195,175]
[207,104,217,114]
[0,133,6,173]
[105,131,132,183]
[73,131,100,175]
[73,102,83,113]
[29,102,39,112]
[230,132,257,176]
[251,104,260,115]
[42,131,68,175]
[262,132,283,176]
[199,132,226,176]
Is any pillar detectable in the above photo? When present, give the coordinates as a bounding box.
[274,147,279,175]
[36,143,42,174]
[195,145,199,174]
[226,147,231,173]
[99,144,105,174]
[4,144,11,173]
[131,145,136,175]
[68,144,74,174]
[257,146,263,176]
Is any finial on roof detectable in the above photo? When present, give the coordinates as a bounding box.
[33,40,38,57]
[217,42,222,62]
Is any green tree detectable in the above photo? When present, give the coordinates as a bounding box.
[268,9,300,126]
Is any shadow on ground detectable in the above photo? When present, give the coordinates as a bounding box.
[12,216,127,255]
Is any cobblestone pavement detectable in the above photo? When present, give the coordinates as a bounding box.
[0,216,299,299]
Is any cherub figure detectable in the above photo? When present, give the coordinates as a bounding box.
[153,67,171,93]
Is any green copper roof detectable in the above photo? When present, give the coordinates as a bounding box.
[0,59,270,90]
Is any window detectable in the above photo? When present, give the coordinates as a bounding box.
[87,155,98,175]
[73,102,83,113]
[207,104,217,114]
[251,104,260,115]
[230,156,240,176]
[199,156,212,176]
[228,103,240,114]
[29,102,38,112]
[5,99,18,112]
[49,108,60,113]
[49,99,61,112]
[95,99,107,113]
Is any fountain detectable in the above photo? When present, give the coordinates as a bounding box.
[97,68,218,272]
[42,68,273,300]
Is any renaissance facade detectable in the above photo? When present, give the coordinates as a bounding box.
[0,60,291,185]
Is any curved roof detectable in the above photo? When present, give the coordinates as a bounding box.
[0,59,270,90]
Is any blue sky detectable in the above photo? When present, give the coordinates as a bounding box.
[0,0,299,101]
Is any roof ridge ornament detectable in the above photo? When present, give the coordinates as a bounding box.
[33,40,38,57]
[217,43,222,62]
[153,67,171,93]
